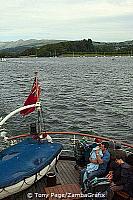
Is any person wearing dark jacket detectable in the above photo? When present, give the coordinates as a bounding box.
[107,153,133,199]
[108,148,127,184]
[122,154,133,197]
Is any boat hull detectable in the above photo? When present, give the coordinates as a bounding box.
[0,138,62,199]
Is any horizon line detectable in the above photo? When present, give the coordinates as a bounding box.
[0,38,133,43]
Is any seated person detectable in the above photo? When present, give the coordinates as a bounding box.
[108,142,127,173]
[80,142,110,190]
[87,145,103,172]
[107,153,133,199]
[83,145,103,183]
[108,150,127,183]
[84,138,102,164]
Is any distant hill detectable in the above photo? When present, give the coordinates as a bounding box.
[93,40,133,45]
[0,39,133,57]
[20,39,94,57]
[93,40,133,48]
[20,39,133,57]
[0,39,66,52]
[92,40,133,54]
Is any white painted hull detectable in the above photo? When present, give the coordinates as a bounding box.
[0,155,59,199]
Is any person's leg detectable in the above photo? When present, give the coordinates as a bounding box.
[80,168,87,188]
[87,169,104,181]
[82,170,105,194]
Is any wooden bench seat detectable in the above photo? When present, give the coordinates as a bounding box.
[45,183,81,200]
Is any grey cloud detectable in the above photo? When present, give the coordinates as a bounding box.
[0,0,133,41]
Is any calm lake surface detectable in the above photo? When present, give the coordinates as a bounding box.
[0,57,133,144]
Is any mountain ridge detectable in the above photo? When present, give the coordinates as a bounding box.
[1,39,133,51]
[0,39,67,51]
[0,39,133,57]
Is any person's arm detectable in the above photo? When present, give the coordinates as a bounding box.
[106,171,113,181]
[89,150,103,164]
[89,157,98,164]
[95,150,103,164]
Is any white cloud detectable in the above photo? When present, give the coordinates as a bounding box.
[0,0,133,41]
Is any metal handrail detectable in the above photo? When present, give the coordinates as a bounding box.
[7,131,133,149]
[5,131,132,157]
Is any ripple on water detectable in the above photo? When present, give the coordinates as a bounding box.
[0,57,133,143]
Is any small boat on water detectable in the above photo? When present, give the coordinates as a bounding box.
[0,73,133,200]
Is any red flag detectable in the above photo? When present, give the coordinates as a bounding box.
[20,76,41,116]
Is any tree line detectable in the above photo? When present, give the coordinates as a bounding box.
[0,39,133,57]
[20,39,94,57]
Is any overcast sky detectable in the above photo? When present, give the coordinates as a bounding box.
[0,0,133,42]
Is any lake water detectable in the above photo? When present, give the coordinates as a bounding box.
[0,57,133,144]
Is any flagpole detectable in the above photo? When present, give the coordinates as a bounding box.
[35,72,39,101]
[0,103,40,127]
[34,72,42,134]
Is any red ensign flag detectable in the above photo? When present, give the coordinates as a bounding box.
[20,76,41,116]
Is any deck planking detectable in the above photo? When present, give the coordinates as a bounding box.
[45,184,81,200]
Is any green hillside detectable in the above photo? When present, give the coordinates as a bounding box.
[20,39,94,57]
[1,39,133,57]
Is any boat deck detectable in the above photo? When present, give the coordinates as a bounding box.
[4,159,80,200]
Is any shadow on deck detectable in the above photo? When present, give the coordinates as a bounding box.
[4,160,80,200]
